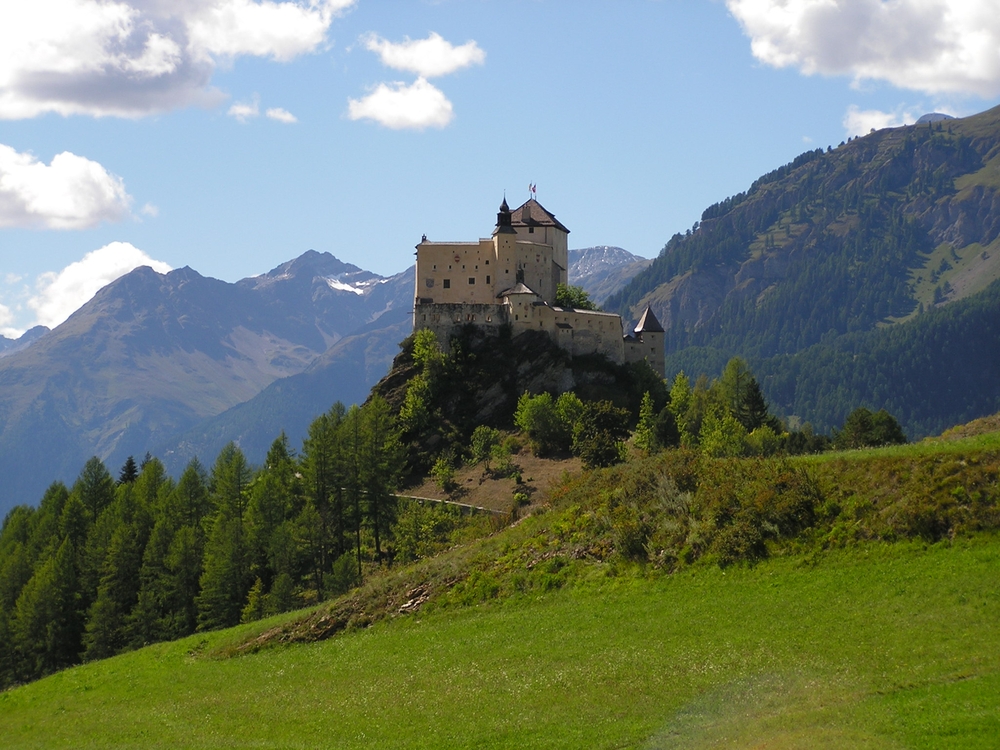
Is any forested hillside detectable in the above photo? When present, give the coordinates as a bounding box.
[606,105,1000,435]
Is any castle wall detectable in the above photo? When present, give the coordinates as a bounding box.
[414,302,508,343]
[415,240,497,305]
[513,225,568,287]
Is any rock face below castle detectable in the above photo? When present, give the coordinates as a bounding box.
[413,197,664,377]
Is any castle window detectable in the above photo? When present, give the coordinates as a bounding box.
[432,264,437,270]
[468,277,475,285]
[485,260,490,265]
[486,275,491,284]
[462,265,465,270]
[443,279,450,289]
[529,227,534,233]
[515,314,519,320]
[475,265,478,270]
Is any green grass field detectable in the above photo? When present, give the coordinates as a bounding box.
[2,535,999,749]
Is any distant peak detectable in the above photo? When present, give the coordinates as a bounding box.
[916,112,955,124]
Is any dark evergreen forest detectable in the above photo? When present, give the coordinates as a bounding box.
[606,116,1000,435]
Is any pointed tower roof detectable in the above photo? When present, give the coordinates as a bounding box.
[495,194,515,234]
[634,305,664,333]
[510,198,570,233]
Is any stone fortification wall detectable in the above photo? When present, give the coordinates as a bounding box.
[414,302,508,343]
[624,331,665,377]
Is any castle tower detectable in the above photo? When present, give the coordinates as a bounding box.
[508,198,569,305]
[625,305,665,378]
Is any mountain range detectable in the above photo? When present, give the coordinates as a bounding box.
[7,104,1000,513]
[0,245,647,513]
[568,246,652,306]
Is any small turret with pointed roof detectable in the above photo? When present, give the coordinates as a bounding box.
[495,195,515,234]
[634,305,664,334]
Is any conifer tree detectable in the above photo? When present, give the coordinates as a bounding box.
[118,456,138,485]
[75,458,115,522]
[633,391,659,453]
[12,539,82,681]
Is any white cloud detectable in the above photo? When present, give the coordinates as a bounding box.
[842,105,919,137]
[5,273,23,285]
[266,106,297,123]
[188,0,353,62]
[0,302,14,338]
[361,32,485,78]
[347,77,453,130]
[140,202,158,217]
[28,242,171,329]
[0,0,356,119]
[0,143,132,229]
[228,95,260,122]
[727,0,1000,97]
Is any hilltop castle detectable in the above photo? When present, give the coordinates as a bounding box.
[413,197,664,377]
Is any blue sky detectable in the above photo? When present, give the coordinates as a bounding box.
[2,0,999,336]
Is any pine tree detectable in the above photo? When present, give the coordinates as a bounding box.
[361,396,402,562]
[196,514,249,631]
[632,391,659,453]
[118,456,138,485]
[12,539,82,681]
[75,458,115,522]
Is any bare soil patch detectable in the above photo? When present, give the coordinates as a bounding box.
[403,450,583,513]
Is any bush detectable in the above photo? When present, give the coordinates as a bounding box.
[572,401,630,469]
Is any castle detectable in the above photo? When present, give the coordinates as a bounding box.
[413,197,665,378]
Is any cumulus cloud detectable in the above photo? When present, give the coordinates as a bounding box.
[228,95,260,122]
[28,242,171,329]
[0,302,15,338]
[727,0,1000,97]
[0,143,132,229]
[140,202,158,217]
[348,77,453,130]
[843,104,919,136]
[0,0,356,119]
[361,32,485,78]
[349,31,483,130]
[266,106,297,123]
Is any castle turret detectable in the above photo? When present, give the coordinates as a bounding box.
[624,305,665,377]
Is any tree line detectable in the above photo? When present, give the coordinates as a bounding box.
[0,395,474,689]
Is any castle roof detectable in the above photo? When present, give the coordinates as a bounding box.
[511,199,570,233]
[497,282,538,297]
[634,305,664,333]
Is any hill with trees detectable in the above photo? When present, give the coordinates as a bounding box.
[606,105,1000,436]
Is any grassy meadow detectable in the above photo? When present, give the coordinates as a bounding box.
[3,422,999,749]
[1,534,999,749]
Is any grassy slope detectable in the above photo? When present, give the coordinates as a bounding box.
[3,432,1000,749]
[2,541,999,747]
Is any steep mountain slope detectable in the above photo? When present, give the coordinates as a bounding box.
[608,105,1000,434]
[0,326,49,358]
[0,253,412,511]
[568,246,651,306]
[156,306,413,474]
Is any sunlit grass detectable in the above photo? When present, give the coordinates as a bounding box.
[2,537,999,749]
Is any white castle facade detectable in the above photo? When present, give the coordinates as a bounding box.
[413,197,664,378]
